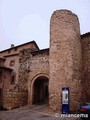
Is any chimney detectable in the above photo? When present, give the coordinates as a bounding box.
[11,44,14,48]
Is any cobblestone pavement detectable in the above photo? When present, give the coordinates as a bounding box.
[0,105,81,120]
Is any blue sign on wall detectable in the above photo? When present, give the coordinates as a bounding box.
[62,87,69,114]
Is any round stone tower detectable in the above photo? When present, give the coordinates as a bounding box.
[49,10,85,112]
[81,33,90,102]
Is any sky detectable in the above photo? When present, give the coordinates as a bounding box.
[0,0,90,51]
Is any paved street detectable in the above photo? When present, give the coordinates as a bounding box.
[0,105,81,120]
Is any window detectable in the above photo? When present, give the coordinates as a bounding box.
[10,60,15,66]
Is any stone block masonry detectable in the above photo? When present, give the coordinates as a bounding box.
[3,49,30,109]
[81,33,90,102]
[49,10,85,112]
[3,90,28,109]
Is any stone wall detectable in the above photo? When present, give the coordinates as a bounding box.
[19,49,32,91]
[0,57,5,66]
[81,33,90,101]
[0,41,39,85]
[0,67,12,109]
[3,48,49,109]
[3,49,31,109]
[49,10,85,112]
[0,68,12,90]
[19,48,49,105]
[27,49,49,105]
[3,90,28,109]
[4,55,19,84]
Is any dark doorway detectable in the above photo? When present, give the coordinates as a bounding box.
[33,76,49,105]
[0,88,3,109]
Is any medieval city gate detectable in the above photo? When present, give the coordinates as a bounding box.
[32,75,49,105]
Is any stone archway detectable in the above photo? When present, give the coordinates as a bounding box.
[32,75,49,105]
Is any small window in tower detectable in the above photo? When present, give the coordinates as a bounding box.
[10,60,15,66]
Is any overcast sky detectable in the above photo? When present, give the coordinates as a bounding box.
[0,0,90,51]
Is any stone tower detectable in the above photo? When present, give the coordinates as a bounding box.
[81,33,90,102]
[49,10,85,112]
